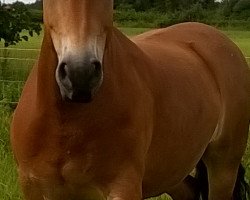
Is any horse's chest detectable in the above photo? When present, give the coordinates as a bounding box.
[22,153,105,199]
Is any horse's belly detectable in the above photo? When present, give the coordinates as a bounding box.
[143,125,216,197]
[143,83,220,197]
[143,136,207,197]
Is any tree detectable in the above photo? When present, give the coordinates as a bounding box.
[199,0,216,9]
[233,0,250,19]
[234,0,250,11]
[0,2,41,47]
[28,0,43,10]
[222,0,239,16]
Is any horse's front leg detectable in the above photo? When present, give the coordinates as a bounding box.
[107,166,143,200]
[107,183,143,200]
[107,185,142,200]
[167,175,200,200]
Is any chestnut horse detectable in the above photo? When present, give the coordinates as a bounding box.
[11,0,250,200]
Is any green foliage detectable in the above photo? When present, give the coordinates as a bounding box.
[232,0,250,20]
[28,0,43,10]
[113,0,250,29]
[234,0,250,11]
[222,0,250,20]
[30,9,43,23]
[114,10,168,28]
[114,6,250,30]
[177,3,206,22]
[0,2,41,47]
[114,0,217,12]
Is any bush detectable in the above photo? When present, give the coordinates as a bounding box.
[178,3,205,22]
[114,7,250,31]
[114,9,167,28]
[30,9,43,23]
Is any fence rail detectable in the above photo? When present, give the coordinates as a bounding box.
[0,57,36,61]
[0,49,250,107]
[0,48,40,51]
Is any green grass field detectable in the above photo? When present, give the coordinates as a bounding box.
[0,27,250,200]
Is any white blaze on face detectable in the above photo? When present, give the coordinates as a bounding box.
[43,0,112,67]
[50,29,107,66]
[59,33,105,68]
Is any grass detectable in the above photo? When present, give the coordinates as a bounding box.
[0,27,250,200]
[0,106,22,200]
[222,30,250,57]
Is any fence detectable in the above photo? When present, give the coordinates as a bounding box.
[0,48,250,108]
[0,48,39,107]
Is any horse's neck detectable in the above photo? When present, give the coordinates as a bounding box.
[104,27,146,78]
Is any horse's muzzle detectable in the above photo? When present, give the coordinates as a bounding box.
[56,57,103,103]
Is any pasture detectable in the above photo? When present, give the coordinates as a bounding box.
[0,27,250,200]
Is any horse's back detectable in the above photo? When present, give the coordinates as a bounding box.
[133,22,250,108]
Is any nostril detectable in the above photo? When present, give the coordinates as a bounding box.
[58,62,67,79]
[91,59,102,72]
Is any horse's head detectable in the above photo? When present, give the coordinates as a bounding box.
[43,0,113,103]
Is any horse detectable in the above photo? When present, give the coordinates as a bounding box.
[11,0,250,199]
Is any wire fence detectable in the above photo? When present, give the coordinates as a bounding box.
[0,48,39,107]
[0,48,250,108]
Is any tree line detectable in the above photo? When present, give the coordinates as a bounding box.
[114,0,217,12]
[29,0,250,21]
